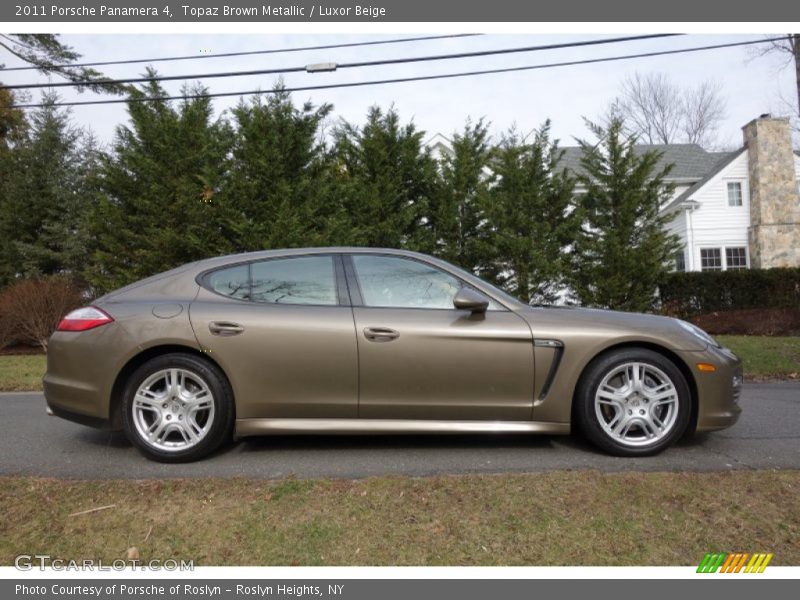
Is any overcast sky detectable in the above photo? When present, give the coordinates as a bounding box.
[1,33,797,150]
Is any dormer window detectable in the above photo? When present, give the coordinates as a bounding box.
[727,182,743,207]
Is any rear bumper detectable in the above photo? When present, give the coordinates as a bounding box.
[47,402,110,429]
[43,322,135,428]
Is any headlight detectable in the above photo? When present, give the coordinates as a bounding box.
[676,320,720,348]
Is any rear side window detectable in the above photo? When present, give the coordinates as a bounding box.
[207,264,250,300]
[204,256,337,306]
[251,256,336,305]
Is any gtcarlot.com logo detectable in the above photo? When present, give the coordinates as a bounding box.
[14,554,194,571]
[697,552,773,573]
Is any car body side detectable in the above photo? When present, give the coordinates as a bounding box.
[43,247,742,436]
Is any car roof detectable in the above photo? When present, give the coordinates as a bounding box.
[191,247,435,270]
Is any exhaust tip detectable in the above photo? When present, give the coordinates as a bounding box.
[46,406,54,416]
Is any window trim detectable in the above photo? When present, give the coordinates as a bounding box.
[197,253,350,307]
[724,246,748,270]
[674,249,686,272]
[699,247,723,272]
[343,253,511,312]
[726,180,744,207]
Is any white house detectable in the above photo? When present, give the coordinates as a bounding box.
[658,116,800,272]
[427,115,800,272]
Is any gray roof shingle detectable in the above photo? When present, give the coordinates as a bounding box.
[557,143,736,181]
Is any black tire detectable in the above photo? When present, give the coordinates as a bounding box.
[574,348,691,457]
[121,353,234,463]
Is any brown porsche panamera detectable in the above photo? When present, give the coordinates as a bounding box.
[45,247,742,462]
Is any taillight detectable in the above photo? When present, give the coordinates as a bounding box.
[56,306,114,332]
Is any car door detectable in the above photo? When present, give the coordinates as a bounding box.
[346,253,535,421]
[190,254,358,420]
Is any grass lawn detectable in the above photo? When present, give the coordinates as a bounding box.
[717,335,800,380]
[0,336,798,392]
[1,470,798,566]
[0,354,45,392]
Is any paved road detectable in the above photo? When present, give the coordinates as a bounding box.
[1,383,798,479]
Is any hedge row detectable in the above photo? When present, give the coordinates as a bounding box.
[658,268,800,317]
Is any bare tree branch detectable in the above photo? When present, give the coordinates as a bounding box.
[750,34,800,134]
[611,71,726,148]
[682,80,726,147]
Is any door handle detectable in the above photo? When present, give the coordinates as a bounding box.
[209,321,244,336]
[363,327,400,342]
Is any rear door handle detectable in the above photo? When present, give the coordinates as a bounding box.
[363,327,400,342]
[209,321,244,336]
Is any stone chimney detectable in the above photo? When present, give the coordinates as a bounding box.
[743,115,800,269]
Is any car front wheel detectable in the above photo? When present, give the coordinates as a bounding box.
[575,348,691,456]
[121,353,234,462]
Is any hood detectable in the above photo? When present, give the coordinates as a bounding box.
[517,305,708,352]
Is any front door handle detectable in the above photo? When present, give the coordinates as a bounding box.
[209,321,244,336]
[363,327,400,342]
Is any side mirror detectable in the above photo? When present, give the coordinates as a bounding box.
[453,287,490,313]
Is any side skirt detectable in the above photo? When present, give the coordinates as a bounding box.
[235,418,570,438]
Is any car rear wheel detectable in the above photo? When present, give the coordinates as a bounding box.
[575,348,691,456]
[121,353,234,462]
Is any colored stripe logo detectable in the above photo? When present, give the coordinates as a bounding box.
[697,552,773,573]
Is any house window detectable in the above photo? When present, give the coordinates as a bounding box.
[727,182,743,206]
[700,248,722,271]
[725,247,748,270]
[674,250,686,272]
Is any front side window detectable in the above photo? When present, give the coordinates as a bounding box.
[725,247,748,270]
[205,256,338,305]
[353,255,465,310]
[700,248,722,271]
[727,181,743,207]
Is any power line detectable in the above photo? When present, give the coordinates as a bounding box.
[14,36,780,110]
[1,34,679,91]
[0,34,484,71]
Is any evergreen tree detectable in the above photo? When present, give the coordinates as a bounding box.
[568,119,680,311]
[331,106,438,250]
[88,75,233,293]
[0,88,28,284]
[483,122,578,303]
[223,89,337,250]
[0,88,26,150]
[0,94,97,284]
[429,119,493,272]
[0,34,125,94]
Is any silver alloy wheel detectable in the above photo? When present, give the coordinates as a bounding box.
[132,368,215,452]
[594,361,679,447]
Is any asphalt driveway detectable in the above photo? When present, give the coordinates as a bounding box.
[1,382,797,479]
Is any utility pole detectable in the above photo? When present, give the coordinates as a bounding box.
[792,34,800,119]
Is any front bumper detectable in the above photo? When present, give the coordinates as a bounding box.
[679,344,743,433]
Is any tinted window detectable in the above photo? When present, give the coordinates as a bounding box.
[353,255,464,309]
[207,264,250,300]
[250,256,337,305]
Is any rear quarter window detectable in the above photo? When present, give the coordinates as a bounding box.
[206,264,250,299]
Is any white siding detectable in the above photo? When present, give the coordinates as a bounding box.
[664,208,688,270]
[681,151,750,271]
